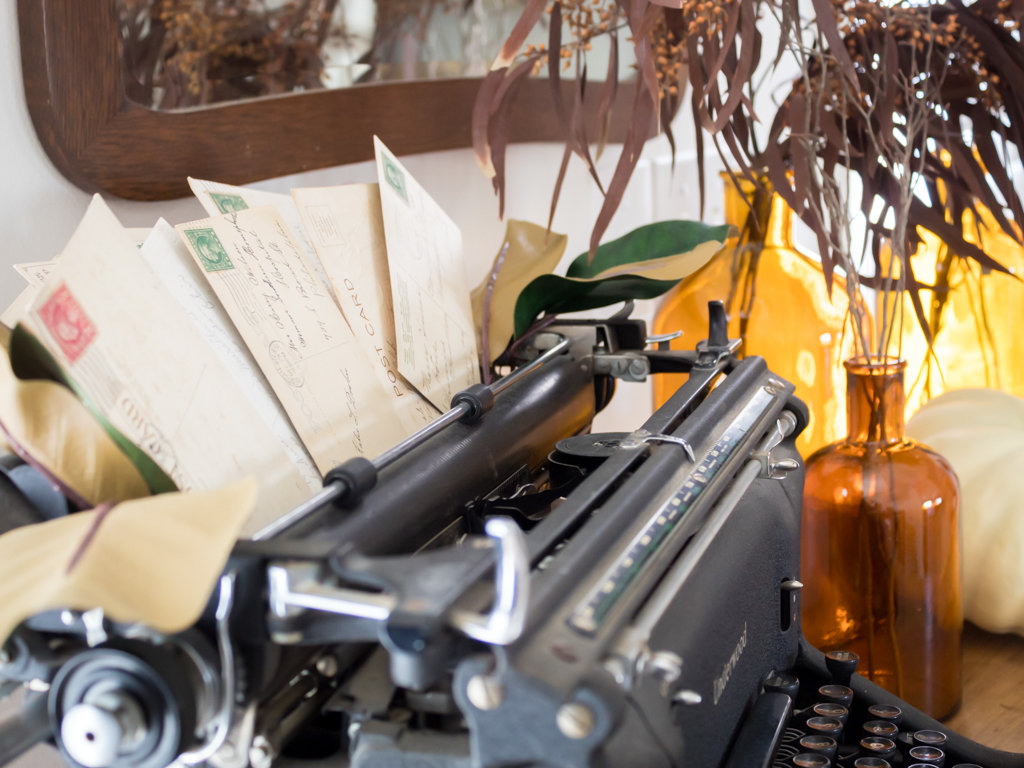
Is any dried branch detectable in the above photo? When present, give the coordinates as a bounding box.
[769,0,1023,359]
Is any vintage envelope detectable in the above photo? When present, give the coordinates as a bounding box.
[140,220,321,493]
[4,226,148,327]
[20,196,312,536]
[373,137,480,411]
[291,184,439,436]
[188,177,335,305]
[175,206,406,472]
[13,260,58,289]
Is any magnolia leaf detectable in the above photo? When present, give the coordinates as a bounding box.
[472,221,568,363]
[0,339,150,509]
[0,479,257,646]
[9,325,176,495]
[514,220,733,336]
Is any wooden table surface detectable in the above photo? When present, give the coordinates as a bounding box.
[945,622,1024,753]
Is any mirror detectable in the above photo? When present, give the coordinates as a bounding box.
[22,0,639,200]
[117,0,634,110]
[117,0,529,109]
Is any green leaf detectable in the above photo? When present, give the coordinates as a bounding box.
[567,220,734,279]
[513,220,733,337]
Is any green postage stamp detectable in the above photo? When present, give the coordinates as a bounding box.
[209,192,249,214]
[184,228,235,273]
[382,152,409,204]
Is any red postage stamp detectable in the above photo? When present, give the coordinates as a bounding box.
[37,283,97,363]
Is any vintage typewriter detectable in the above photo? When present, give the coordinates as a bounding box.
[0,302,1020,768]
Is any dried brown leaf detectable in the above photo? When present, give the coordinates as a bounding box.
[493,0,548,68]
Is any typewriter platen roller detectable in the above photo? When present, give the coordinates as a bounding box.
[0,302,1017,768]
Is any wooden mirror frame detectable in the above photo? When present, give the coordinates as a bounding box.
[18,0,638,201]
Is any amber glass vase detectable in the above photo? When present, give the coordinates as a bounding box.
[802,357,963,719]
[880,204,1024,418]
[652,175,858,456]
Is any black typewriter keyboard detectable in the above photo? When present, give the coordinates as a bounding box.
[733,643,1024,768]
[772,677,969,768]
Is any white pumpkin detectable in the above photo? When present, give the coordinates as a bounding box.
[907,388,1024,636]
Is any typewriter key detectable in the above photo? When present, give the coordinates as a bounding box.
[812,703,848,725]
[806,717,843,738]
[908,745,946,766]
[950,765,983,767]
[853,759,890,768]
[914,730,948,748]
[763,673,800,699]
[867,704,903,727]
[793,754,831,767]
[862,721,899,739]
[825,650,860,685]
[798,735,838,761]
[859,737,897,760]
[818,684,854,708]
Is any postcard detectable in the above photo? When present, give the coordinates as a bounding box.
[13,260,58,289]
[188,177,335,304]
[373,137,479,411]
[292,184,439,435]
[140,220,320,493]
[175,205,407,472]
[21,196,312,535]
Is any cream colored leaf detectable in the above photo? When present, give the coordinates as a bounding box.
[0,344,149,507]
[471,220,568,364]
[0,479,257,645]
[589,240,729,282]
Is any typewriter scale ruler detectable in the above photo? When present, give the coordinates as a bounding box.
[568,386,776,636]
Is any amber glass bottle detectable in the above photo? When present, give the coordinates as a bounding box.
[652,175,858,456]
[802,358,963,719]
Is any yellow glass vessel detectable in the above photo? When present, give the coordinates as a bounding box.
[653,176,859,456]
[880,206,1024,418]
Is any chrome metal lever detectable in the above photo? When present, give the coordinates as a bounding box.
[267,562,397,622]
[645,331,682,351]
[268,518,530,646]
[180,573,236,765]
[450,517,530,646]
[620,430,696,461]
[751,411,799,479]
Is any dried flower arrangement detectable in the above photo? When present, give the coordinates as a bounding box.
[472,0,692,257]
[473,0,782,257]
[476,0,1024,360]
[767,0,1024,359]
